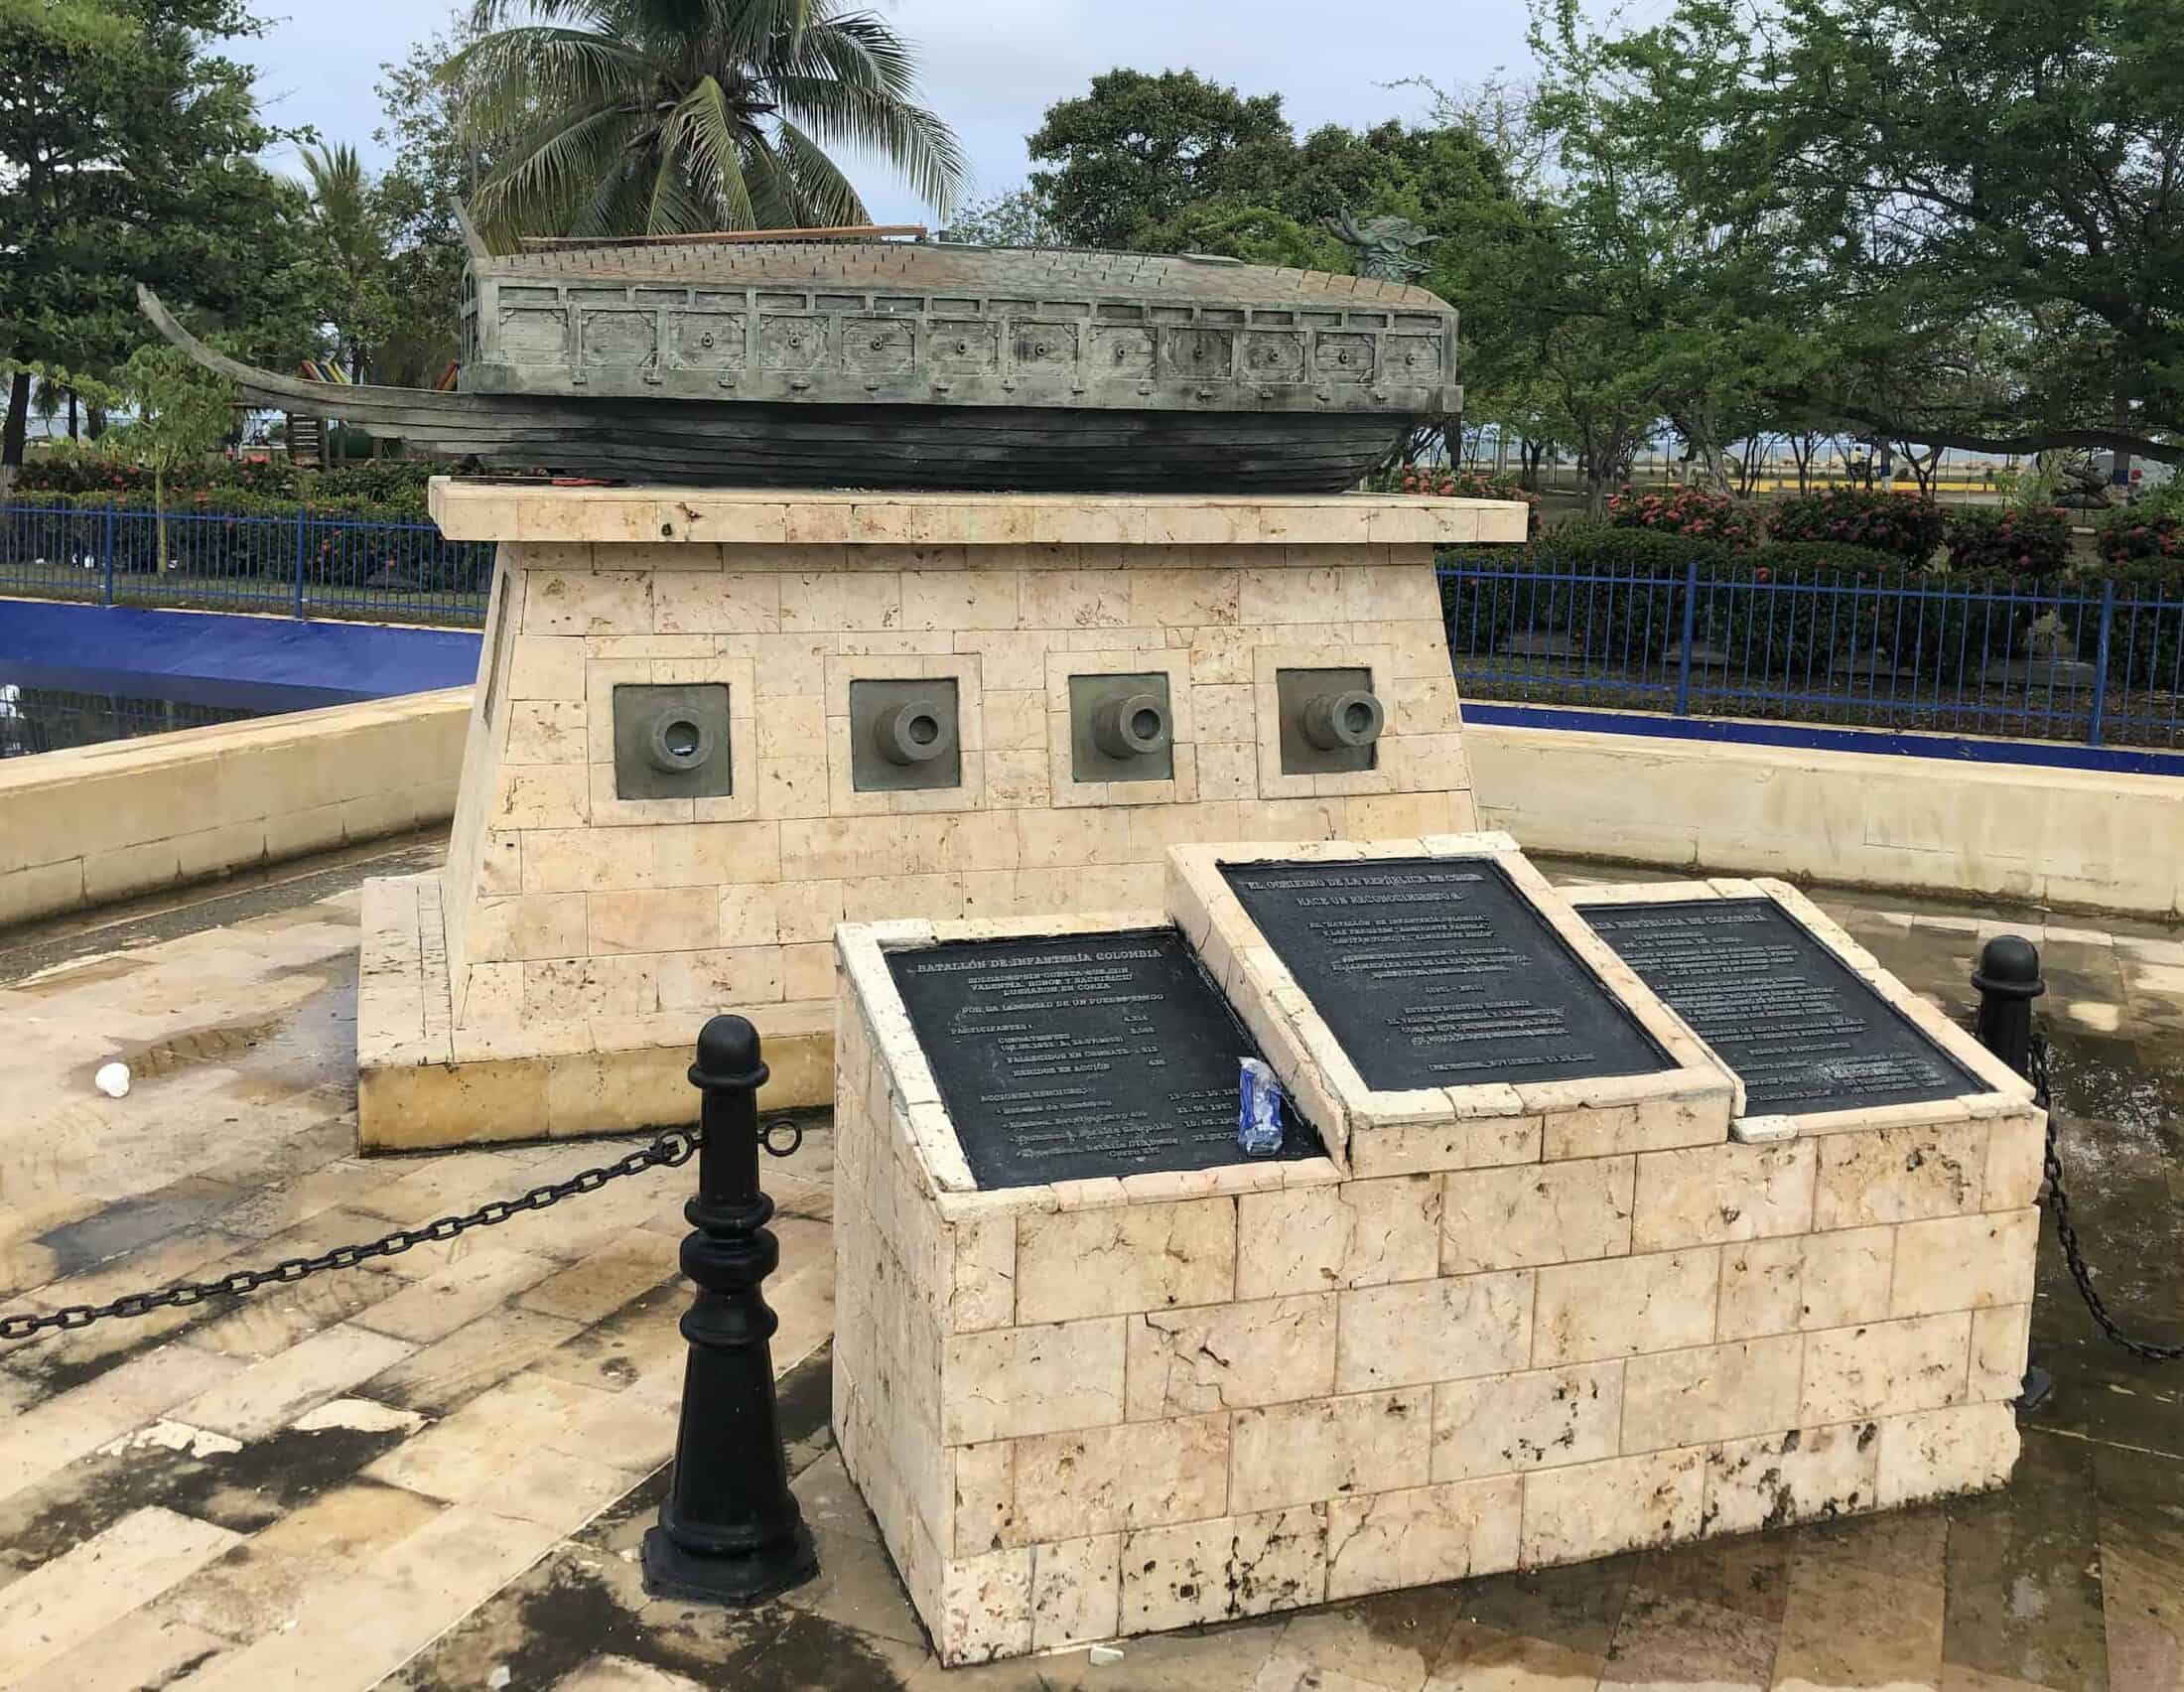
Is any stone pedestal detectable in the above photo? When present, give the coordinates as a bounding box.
[357,485,1522,1150]
[829,838,2045,1666]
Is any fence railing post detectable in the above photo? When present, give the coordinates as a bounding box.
[292,506,308,621]
[1674,559,1699,716]
[2085,578,2116,749]
[101,504,116,607]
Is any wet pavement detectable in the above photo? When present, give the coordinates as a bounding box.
[0,840,2179,1691]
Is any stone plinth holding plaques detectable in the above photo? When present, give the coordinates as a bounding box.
[832,910,1357,1665]
[832,843,2046,1665]
[358,485,1521,1151]
[831,838,1729,1664]
[1169,842,2036,1607]
[1567,874,2044,1497]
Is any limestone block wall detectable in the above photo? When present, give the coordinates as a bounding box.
[1468,719,2184,917]
[0,688,468,929]
[432,489,1506,1049]
[831,849,2046,1666]
[356,488,1520,1150]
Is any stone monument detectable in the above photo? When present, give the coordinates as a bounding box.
[186,232,1536,1149]
[830,838,2047,1664]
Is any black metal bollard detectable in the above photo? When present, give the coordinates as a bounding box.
[1972,934,2045,1080]
[1970,935,2052,1411]
[641,1016,818,1604]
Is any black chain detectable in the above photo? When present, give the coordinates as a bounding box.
[0,1125,703,1345]
[2031,1030,2184,1362]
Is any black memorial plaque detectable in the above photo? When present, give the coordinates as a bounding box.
[1220,856,1672,1090]
[1585,898,1982,1114]
[887,927,1320,1190]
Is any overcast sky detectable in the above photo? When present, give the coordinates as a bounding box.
[237,1,1546,223]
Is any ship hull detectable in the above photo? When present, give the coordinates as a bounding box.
[279,390,1405,493]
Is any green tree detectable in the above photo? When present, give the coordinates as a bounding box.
[300,143,395,383]
[115,342,235,567]
[1595,0,2184,468]
[940,187,1058,247]
[371,17,497,388]
[1528,0,1836,507]
[1027,70,1295,250]
[0,0,322,469]
[447,0,967,242]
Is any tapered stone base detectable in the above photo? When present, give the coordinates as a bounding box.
[356,871,831,1151]
[358,483,1523,1151]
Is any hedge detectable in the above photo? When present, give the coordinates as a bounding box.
[1767,488,1945,562]
[13,455,438,515]
[2096,509,2183,565]
[2066,560,2184,689]
[1607,485,1764,548]
[1379,466,1544,538]
[1943,506,2071,575]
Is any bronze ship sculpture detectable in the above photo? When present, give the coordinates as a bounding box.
[140,219,1459,493]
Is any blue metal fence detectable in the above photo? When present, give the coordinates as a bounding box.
[1440,560,2184,750]
[0,503,492,629]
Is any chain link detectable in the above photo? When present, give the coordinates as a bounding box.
[0,1126,701,1345]
[2031,1031,2184,1363]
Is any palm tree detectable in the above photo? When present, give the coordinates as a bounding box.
[300,143,394,382]
[446,0,967,243]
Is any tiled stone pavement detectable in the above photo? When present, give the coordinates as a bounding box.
[1,837,2180,1691]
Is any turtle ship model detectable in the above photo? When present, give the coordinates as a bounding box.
[140,218,1459,494]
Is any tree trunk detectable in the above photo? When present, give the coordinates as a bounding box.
[155,464,170,572]
[68,389,79,441]
[1584,461,1613,521]
[2,369,30,468]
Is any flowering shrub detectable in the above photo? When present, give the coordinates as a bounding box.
[15,453,434,513]
[1606,485,1762,548]
[1943,506,2070,575]
[2096,509,2183,566]
[1389,465,1543,537]
[1767,489,1945,562]
[16,454,292,497]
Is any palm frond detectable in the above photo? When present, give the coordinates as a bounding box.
[463,0,616,32]
[777,13,921,101]
[770,79,966,214]
[705,0,819,63]
[474,101,640,241]
[442,26,654,137]
[448,0,965,236]
[569,160,652,240]
[770,118,869,226]
[660,74,759,228]
[644,160,722,237]
[736,135,806,228]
